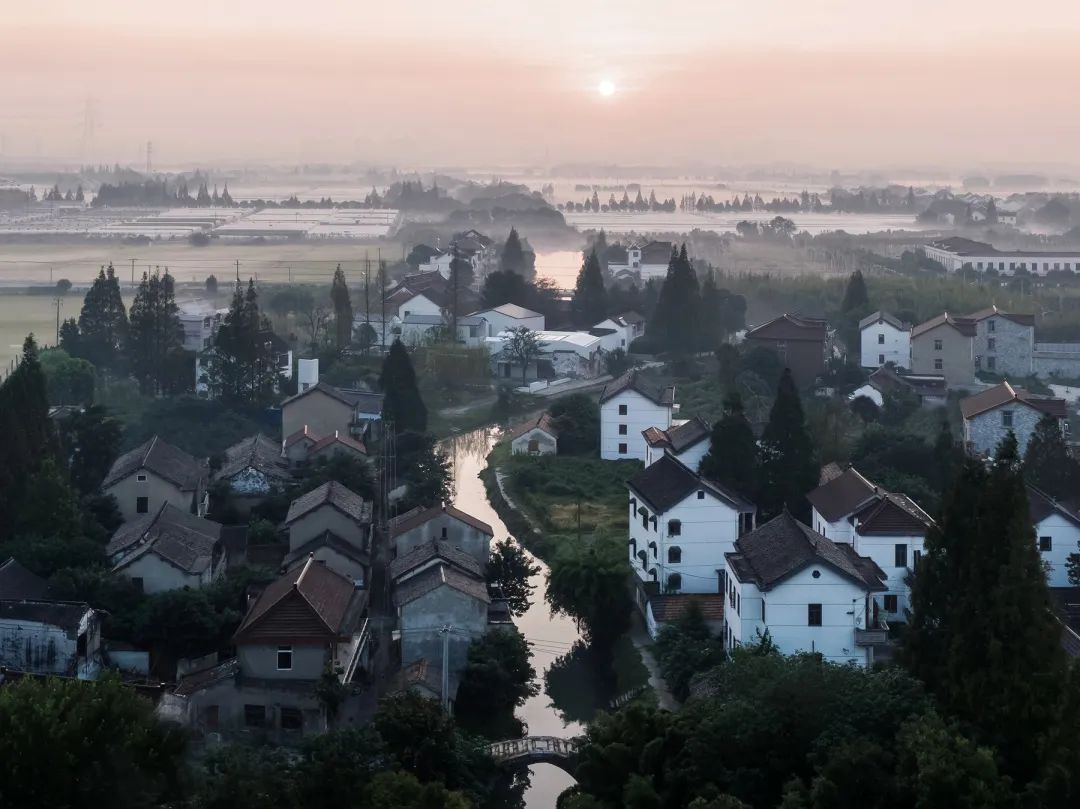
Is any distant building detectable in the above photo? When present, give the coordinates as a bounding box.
[606,240,673,281]
[858,311,910,369]
[212,434,293,511]
[107,503,226,593]
[390,504,493,568]
[909,313,977,387]
[102,436,209,523]
[863,365,947,406]
[599,370,677,461]
[960,382,1068,457]
[744,314,829,387]
[642,416,711,471]
[0,600,104,679]
[470,303,545,337]
[923,236,1080,275]
[490,330,603,382]
[1028,486,1080,588]
[591,312,646,352]
[280,382,383,444]
[509,413,559,456]
[283,482,373,585]
[966,305,1034,377]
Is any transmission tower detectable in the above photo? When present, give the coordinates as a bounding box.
[145,140,153,174]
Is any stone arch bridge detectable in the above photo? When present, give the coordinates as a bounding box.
[487,736,581,774]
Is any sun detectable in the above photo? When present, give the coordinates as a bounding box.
[597,79,616,98]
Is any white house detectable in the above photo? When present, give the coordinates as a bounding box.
[509,413,559,456]
[923,236,1080,276]
[590,312,646,353]
[642,416,711,471]
[606,240,673,281]
[859,310,911,369]
[490,331,603,382]
[1028,486,1080,588]
[724,512,888,668]
[471,303,545,337]
[418,251,455,278]
[627,454,756,598]
[211,434,293,507]
[806,466,935,620]
[960,382,1068,457]
[599,371,676,461]
[398,313,488,347]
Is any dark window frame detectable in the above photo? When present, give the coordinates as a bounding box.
[808,603,822,626]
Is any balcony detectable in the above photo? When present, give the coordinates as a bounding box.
[854,620,889,647]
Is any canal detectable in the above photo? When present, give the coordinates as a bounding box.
[443,427,582,808]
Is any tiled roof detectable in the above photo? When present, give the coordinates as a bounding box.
[640,240,674,264]
[604,245,629,264]
[858,310,910,331]
[648,593,725,623]
[1027,486,1080,528]
[174,658,240,697]
[746,314,828,342]
[620,310,645,324]
[0,558,50,600]
[280,381,384,415]
[725,511,887,592]
[393,563,490,607]
[965,305,1035,327]
[629,454,753,514]
[854,493,934,536]
[107,503,223,574]
[960,382,1068,420]
[284,426,319,448]
[309,431,367,456]
[0,600,95,632]
[509,413,559,441]
[869,366,947,398]
[806,467,878,522]
[926,236,1080,259]
[389,540,484,581]
[911,312,976,339]
[641,417,710,453]
[599,370,675,406]
[285,481,373,525]
[103,436,206,491]
[282,531,370,570]
[388,503,493,539]
[818,462,845,485]
[213,434,292,484]
[233,557,366,643]
[483,303,543,320]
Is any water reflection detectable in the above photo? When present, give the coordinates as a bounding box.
[543,642,619,726]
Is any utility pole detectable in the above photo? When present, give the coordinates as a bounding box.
[363,252,371,355]
[378,250,387,351]
[54,296,62,345]
[130,258,135,287]
[235,259,240,283]
[439,625,451,713]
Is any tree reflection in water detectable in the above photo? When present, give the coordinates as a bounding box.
[543,641,618,726]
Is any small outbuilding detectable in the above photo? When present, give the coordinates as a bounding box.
[509,413,559,456]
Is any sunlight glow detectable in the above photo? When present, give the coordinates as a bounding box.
[597,79,616,97]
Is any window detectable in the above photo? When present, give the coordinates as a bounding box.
[934,339,943,351]
[136,474,147,482]
[761,600,766,621]
[1040,536,1053,552]
[201,705,219,729]
[878,354,885,365]
[527,438,539,453]
[1002,410,1013,428]
[618,443,627,455]
[878,333,885,344]
[277,646,293,671]
[280,706,303,731]
[697,490,705,500]
[894,543,908,568]
[666,573,681,591]
[136,496,149,514]
[987,337,996,351]
[618,404,628,415]
[668,519,681,537]
[668,546,682,564]
[648,541,657,558]
[637,550,647,570]
[808,604,822,626]
[884,595,899,613]
[244,704,267,728]
[934,359,943,371]
[440,526,448,538]
[618,424,627,435]
[640,508,649,529]
[988,319,996,332]
[987,357,996,370]
[913,550,922,568]
[736,593,741,615]
[629,538,636,556]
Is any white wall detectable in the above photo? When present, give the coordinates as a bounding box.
[812,508,856,545]
[1036,513,1080,588]
[628,488,745,594]
[601,390,672,461]
[106,470,197,524]
[119,551,215,594]
[860,321,910,369]
[855,533,923,619]
[511,428,557,456]
[396,294,443,321]
[924,246,1080,276]
[483,311,545,337]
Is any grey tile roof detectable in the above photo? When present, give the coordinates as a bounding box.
[599,370,675,406]
[389,540,484,581]
[285,481,373,525]
[213,434,292,485]
[629,454,753,514]
[393,563,490,607]
[858,310,910,331]
[0,600,95,632]
[388,503,493,539]
[280,381,384,415]
[103,436,207,491]
[806,467,878,522]
[0,558,50,600]
[725,512,886,592]
[283,531,370,569]
[107,503,223,575]
[642,417,710,453]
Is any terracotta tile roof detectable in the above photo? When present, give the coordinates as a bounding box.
[806,467,878,523]
[648,593,725,623]
[392,563,490,607]
[629,454,754,513]
[233,557,366,644]
[960,382,1068,420]
[725,512,886,592]
[509,413,559,441]
[309,431,367,456]
[103,436,206,491]
[911,312,976,339]
[107,503,223,574]
[388,503,493,539]
[746,313,828,342]
[389,540,484,581]
[0,558,50,600]
[285,481,373,526]
[641,416,710,453]
[284,426,320,448]
[213,434,292,484]
[599,370,675,406]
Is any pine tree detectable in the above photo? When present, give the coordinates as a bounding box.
[840,269,869,313]
[699,271,723,349]
[757,369,817,520]
[698,392,758,501]
[499,227,527,274]
[905,435,1069,784]
[1023,413,1080,499]
[571,250,606,327]
[203,280,281,406]
[380,339,427,433]
[649,244,701,354]
[76,263,128,373]
[330,264,353,349]
[128,269,183,395]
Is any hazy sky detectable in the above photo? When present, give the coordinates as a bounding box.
[4,1,1080,170]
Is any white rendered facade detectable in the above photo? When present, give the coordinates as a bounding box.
[601,389,674,461]
[860,318,910,369]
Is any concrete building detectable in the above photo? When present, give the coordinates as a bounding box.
[605,240,673,281]
[1028,487,1080,589]
[724,512,888,667]
[509,413,559,456]
[590,312,646,353]
[961,382,1068,457]
[858,311,910,369]
[390,504,493,568]
[627,454,756,598]
[599,370,677,461]
[280,382,383,444]
[642,416,711,471]
[923,236,1080,275]
[212,434,293,512]
[0,600,103,679]
[107,503,226,594]
[909,313,977,387]
[744,314,829,387]
[471,303,545,338]
[967,306,1035,377]
[398,313,488,348]
[490,330,603,382]
[282,482,373,585]
[102,436,209,523]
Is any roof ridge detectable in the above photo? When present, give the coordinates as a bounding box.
[143,435,159,467]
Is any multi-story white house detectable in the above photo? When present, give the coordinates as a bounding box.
[859,311,910,369]
[599,371,676,461]
[1028,486,1080,588]
[627,454,755,599]
[590,312,646,353]
[470,303,545,338]
[806,466,934,620]
[606,240,673,281]
[724,512,888,668]
[642,417,711,470]
[960,382,1068,457]
[923,236,1080,276]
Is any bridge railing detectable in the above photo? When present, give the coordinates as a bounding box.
[488,736,580,761]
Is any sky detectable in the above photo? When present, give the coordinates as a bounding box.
[4,1,1080,171]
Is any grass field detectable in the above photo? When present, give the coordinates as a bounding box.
[0,292,137,370]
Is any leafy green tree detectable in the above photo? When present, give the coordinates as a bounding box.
[486,537,540,616]
[546,534,631,649]
[572,250,607,327]
[16,458,83,540]
[739,345,784,390]
[128,268,184,395]
[197,744,298,809]
[293,727,385,807]
[652,600,726,700]
[380,339,428,433]
[604,347,630,378]
[373,692,462,785]
[202,280,283,406]
[205,274,219,295]
[39,348,95,405]
[757,369,817,520]
[698,392,758,501]
[398,431,452,509]
[840,269,869,313]
[502,326,542,387]
[1023,413,1080,499]
[0,675,187,809]
[457,629,539,716]
[905,435,1069,784]
[330,264,354,349]
[362,771,470,808]
[76,263,129,372]
[715,343,740,392]
[650,245,701,354]
[548,393,600,455]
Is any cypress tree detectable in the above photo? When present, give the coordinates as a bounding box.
[757,368,817,520]
[380,339,427,433]
[330,264,353,349]
[1023,413,1080,499]
[699,271,723,349]
[499,227,526,274]
[905,435,1069,784]
[698,392,758,501]
[203,280,281,406]
[77,263,128,372]
[649,244,700,354]
[840,269,869,313]
[128,269,183,395]
[571,250,607,327]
